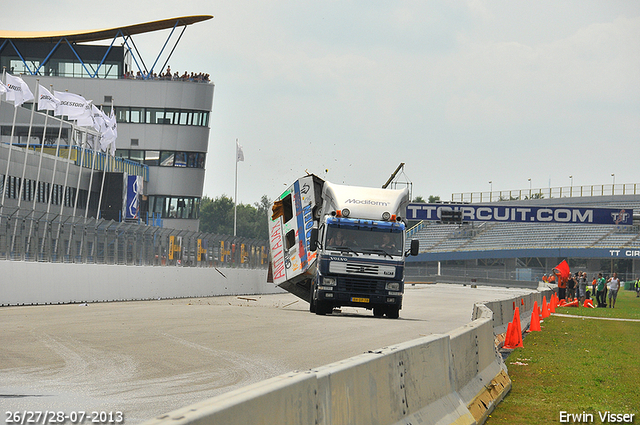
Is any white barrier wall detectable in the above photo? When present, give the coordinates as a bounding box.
[141,289,557,425]
[0,262,281,306]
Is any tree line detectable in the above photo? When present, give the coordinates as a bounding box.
[199,195,271,240]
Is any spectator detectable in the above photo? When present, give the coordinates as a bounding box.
[567,273,577,300]
[607,272,621,308]
[578,272,587,307]
[556,272,567,301]
[596,273,607,307]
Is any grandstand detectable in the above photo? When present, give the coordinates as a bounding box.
[405,188,640,284]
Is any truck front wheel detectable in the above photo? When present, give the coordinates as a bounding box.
[315,300,332,315]
[309,294,316,313]
[386,306,400,319]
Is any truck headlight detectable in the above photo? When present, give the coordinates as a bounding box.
[385,282,400,291]
[323,277,337,286]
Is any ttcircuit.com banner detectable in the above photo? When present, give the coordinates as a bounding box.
[405,204,633,226]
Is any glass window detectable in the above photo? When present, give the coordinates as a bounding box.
[192,111,201,126]
[202,112,209,127]
[151,196,165,215]
[168,198,178,218]
[178,111,190,125]
[115,107,129,123]
[193,198,200,219]
[115,149,129,159]
[160,151,174,167]
[130,107,144,123]
[129,150,143,163]
[146,108,164,124]
[174,152,187,167]
[144,150,160,166]
[165,110,179,125]
[187,152,198,168]
[197,153,206,168]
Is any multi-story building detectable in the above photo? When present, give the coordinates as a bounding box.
[0,15,214,231]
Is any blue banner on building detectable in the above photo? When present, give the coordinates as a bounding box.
[406,203,633,225]
[125,175,143,219]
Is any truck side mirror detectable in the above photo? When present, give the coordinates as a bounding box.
[309,228,318,252]
[406,239,419,257]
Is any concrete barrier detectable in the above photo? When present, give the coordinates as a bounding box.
[141,288,555,425]
[0,262,282,306]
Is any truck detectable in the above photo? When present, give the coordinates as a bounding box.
[268,174,419,318]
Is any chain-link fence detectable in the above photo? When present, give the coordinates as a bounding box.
[0,209,269,268]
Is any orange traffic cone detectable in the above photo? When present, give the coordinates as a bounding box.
[584,299,595,308]
[550,295,556,313]
[542,296,550,318]
[503,322,515,349]
[512,307,524,348]
[530,302,541,332]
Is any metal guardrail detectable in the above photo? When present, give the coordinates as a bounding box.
[452,183,640,203]
[0,211,269,268]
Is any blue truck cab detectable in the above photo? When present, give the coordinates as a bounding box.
[268,174,419,318]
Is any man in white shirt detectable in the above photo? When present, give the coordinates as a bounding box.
[607,272,621,308]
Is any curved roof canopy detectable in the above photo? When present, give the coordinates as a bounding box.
[0,15,213,43]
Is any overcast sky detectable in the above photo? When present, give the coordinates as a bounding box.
[3,1,640,204]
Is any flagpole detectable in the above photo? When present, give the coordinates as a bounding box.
[45,84,64,218]
[0,70,19,225]
[83,132,99,220]
[54,117,77,261]
[96,101,114,224]
[27,80,50,256]
[234,138,238,237]
[11,82,38,256]
[42,112,64,258]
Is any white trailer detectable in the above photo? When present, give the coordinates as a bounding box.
[268,174,419,318]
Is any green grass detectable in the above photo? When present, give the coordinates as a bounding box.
[485,290,640,424]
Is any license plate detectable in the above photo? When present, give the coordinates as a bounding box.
[351,297,369,303]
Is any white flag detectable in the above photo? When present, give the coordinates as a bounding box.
[0,80,7,95]
[54,90,91,118]
[5,74,34,107]
[236,140,244,162]
[75,101,94,127]
[105,109,117,156]
[91,104,109,134]
[37,84,60,111]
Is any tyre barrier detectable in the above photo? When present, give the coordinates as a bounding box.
[142,286,555,425]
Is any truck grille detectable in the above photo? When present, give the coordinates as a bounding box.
[329,261,396,278]
[342,277,385,294]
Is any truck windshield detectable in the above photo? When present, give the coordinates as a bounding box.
[325,225,404,256]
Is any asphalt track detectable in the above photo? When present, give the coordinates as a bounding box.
[0,283,532,424]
